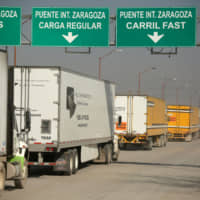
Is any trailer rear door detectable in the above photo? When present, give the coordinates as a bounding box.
[14,68,59,145]
[132,96,147,135]
[114,96,130,134]
[0,51,7,156]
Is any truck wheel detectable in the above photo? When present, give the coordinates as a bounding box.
[163,134,167,147]
[14,160,28,189]
[72,149,79,174]
[160,135,164,147]
[157,136,162,147]
[144,137,152,150]
[112,151,119,162]
[119,143,124,149]
[105,144,112,164]
[0,164,5,191]
[64,151,73,176]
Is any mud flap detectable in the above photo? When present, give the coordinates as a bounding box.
[53,153,68,172]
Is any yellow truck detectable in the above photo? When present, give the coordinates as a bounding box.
[114,96,168,150]
[167,105,200,141]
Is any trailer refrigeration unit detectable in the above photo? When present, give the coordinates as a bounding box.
[12,66,119,175]
[167,105,200,141]
[0,51,28,190]
[114,95,168,150]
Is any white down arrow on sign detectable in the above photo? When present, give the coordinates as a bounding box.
[147,32,164,43]
[62,32,79,44]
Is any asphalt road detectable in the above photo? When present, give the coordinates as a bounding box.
[1,139,200,200]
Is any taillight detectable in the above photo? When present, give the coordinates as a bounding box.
[46,147,56,152]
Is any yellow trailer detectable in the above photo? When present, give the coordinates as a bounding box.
[167,105,200,141]
[115,96,168,150]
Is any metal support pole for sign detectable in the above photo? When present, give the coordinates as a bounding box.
[190,95,192,107]
[138,72,141,95]
[98,49,115,80]
[22,15,32,45]
[98,57,102,80]
[137,67,157,95]
[198,95,200,108]
[98,48,123,80]
[161,82,166,100]
[161,77,176,100]
[110,16,116,47]
[176,88,179,106]
[14,46,16,66]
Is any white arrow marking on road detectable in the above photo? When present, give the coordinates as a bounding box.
[62,32,79,44]
[147,32,164,43]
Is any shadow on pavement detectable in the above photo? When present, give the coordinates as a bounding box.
[4,186,16,191]
[125,174,200,189]
[119,144,150,151]
[114,161,200,168]
[28,162,92,178]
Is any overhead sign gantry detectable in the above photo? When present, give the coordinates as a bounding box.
[0,7,197,48]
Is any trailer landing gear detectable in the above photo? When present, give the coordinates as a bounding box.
[104,144,112,164]
[0,163,5,191]
[14,160,28,189]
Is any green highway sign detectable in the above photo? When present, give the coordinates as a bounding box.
[32,8,109,47]
[117,8,196,47]
[0,7,21,45]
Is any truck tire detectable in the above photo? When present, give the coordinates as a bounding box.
[144,137,152,150]
[72,149,79,174]
[163,134,167,147]
[0,164,5,191]
[104,144,112,164]
[157,136,162,147]
[160,135,164,147]
[119,143,125,149]
[64,151,73,176]
[14,160,28,189]
[112,151,119,162]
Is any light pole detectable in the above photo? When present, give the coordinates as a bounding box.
[189,89,199,107]
[175,80,191,106]
[137,67,157,95]
[98,49,123,80]
[176,87,179,106]
[161,77,176,100]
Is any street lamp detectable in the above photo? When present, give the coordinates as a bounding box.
[175,80,191,106]
[137,67,157,95]
[98,48,123,80]
[161,77,176,100]
[188,89,199,107]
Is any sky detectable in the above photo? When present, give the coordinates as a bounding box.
[0,0,200,106]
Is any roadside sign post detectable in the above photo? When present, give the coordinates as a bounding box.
[32,8,109,47]
[0,7,21,45]
[117,8,196,47]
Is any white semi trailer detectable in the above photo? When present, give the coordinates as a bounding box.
[13,66,119,175]
[0,51,28,190]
